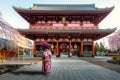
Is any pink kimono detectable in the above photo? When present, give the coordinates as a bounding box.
[42,49,52,74]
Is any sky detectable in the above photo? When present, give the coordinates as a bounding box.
[0,0,120,29]
[0,0,120,48]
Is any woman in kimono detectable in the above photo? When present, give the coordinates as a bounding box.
[42,46,52,74]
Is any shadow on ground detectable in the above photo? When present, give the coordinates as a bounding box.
[10,71,45,75]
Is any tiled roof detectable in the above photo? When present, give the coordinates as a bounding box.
[14,4,114,11]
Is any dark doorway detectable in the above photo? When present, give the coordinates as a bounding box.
[59,42,69,56]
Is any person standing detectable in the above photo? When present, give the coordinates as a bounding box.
[42,46,52,74]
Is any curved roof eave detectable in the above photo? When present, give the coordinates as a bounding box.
[17,28,116,34]
[13,6,114,14]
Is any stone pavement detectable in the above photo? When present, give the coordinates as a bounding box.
[0,56,120,80]
[80,56,120,73]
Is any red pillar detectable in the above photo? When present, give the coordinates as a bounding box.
[69,40,72,57]
[81,41,83,57]
[92,41,95,57]
[56,41,59,57]
[33,41,36,55]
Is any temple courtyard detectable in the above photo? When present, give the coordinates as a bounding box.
[0,56,120,80]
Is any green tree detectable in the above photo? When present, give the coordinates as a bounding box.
[99,42,106,52]
[94,42,100,52]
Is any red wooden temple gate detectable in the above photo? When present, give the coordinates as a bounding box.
[14,4,115,57]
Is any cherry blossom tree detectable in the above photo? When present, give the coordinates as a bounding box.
[108,30,120,50]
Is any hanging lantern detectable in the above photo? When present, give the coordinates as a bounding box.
[62,17,66,24]
[51,43,54,51]
[74,43,77,49]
